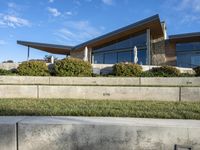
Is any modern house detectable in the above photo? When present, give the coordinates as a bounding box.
[17,14,200,68]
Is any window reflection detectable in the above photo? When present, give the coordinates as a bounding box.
[118,51,132,63]
[92,32,147,64]
[176,42,200,68]
[176,42,200,52]
[104,52,117,64]
[93,53,104,64]
[138,50,147,65]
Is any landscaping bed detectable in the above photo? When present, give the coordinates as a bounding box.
[0,99,200,119]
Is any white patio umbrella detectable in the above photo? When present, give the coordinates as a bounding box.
[134,46,138,64]
[51,55,54,64]
[84,46,88,61]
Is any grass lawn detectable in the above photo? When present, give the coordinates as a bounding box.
[0,99,200,119]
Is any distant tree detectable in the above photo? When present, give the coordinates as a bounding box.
[2,60,14,63]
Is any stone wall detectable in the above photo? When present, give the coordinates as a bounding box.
[151,39,166,65]
[70,49,85,60]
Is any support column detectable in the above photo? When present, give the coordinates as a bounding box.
[146,29,151,65]
[88,48,92,63]
[27,46,30,61]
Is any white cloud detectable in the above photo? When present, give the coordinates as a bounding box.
[55,20,102,45]
[176,0,200,12]
[66,11,72,15]
[162,0,200,25]
[102,0,113,5]
[47,7,61,17]
[180,15,200,24]
[0,14,30,28]
[49,0,54,3]
[0,40,6,45]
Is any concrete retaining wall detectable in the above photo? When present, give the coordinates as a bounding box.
[1,117,200,150]
[0,76,200,101]
[181,87,200,101]
[0,76,49,85]
[0,85,37,98]
[39,86,179,101]
[1,76,200,86]
[0,84,199,101]
[0,117,25,150]
[141,77,200,86]
[49,77,140,85]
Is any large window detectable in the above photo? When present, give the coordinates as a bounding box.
[92,32,147,64]
[138,50,147,65]
[176,42,200,52]
[93,53,104,64]
[104,52,117,64]
[176,42,200,68]
[118,51,132,63]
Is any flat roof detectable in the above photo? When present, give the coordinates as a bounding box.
[17,41,73,55]
[73,14,164,51]
[169,32,200,43]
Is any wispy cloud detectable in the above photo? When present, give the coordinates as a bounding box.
[0,14,30,28]
[180,15,200,24]
[55,20,103,45]
[47,7,61,17]
[177,0,200,12]
[102,0,114,5]
[0,40,6,45]
[162,0,200,25]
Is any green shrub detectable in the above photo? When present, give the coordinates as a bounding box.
[113,63,142,77]
[140,71,155,77]
[17,61,49,76]
[150,66,181,77]
[193,66,200,76]
[0,69,14,75]
[53,58,92,76]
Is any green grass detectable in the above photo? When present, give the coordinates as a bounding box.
[0,99,200,119]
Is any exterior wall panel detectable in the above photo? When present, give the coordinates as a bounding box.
[165,41,176,66]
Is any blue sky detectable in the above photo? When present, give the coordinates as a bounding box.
[0,0,200,62]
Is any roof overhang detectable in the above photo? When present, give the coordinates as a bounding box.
[17,41,73,55]
[169,32,200,43]
[73,14,164,51]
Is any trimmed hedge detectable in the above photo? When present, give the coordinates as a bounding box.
[140,66,181,77]
[151,66,181,77]
[17,61,49,76]
[193,66,200,76]
[53,58,92,76]
[113,63,142,77]
[0,69,14,75]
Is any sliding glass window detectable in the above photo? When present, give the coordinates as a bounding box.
[92,32,147,64]
[104,52,117,64]
[176,42,200,68]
